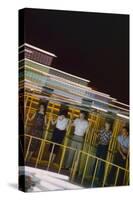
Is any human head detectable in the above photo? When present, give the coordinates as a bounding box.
[39,103,45,112]
[59,109,68,118]
[122,126,129,136]
[79,111,88,120]
[105,121,112,131]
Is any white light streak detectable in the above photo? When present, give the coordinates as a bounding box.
[19,43,57,57]
[91,105,108,112]
[117,113,129,119]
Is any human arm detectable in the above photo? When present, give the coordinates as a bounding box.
[71,118,78,127]
[96,129,103,140]
[70,119,76,127]
[120,145,129,157]
[117,142,127,160]
[44,115,47,125]
[51,115,57,125]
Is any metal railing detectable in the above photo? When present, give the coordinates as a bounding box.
[19,134,129,187]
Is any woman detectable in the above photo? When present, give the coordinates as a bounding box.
[28,103,47,160]
[49,109,68,162]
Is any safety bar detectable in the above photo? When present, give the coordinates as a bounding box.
[19,134,129,187]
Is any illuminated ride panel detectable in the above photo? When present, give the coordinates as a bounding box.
[19,43,129,120]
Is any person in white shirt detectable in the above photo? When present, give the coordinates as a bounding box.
[49,109,69,162]
[65,111,89,169]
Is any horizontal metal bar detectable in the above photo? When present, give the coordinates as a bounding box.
[20,134,129,173]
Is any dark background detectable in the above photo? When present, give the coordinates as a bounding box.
[19,8,129,104]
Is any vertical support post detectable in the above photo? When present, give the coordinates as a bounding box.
[81,154,89,184]
[91,159,99,187]
[102,163,109,187]
[35,139,44,168]
[25,136,32,161]
[71,150,81,182]
[47,143,55,170]
[25,96,33,128]
[114,167,120,186]
[58,145,67,173]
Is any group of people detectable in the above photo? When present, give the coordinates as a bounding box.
[26,102,129,186]
[92,122,129,186]
[27,103,89,165]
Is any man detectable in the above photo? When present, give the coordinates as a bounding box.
[65,111,89,169]
[107,126,129,186]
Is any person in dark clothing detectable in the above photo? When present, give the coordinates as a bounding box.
[107,126,129,186]
[27,103,47,160]
[92,121,112,185]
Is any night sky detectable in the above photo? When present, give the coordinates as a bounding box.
[20,8,129,104]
